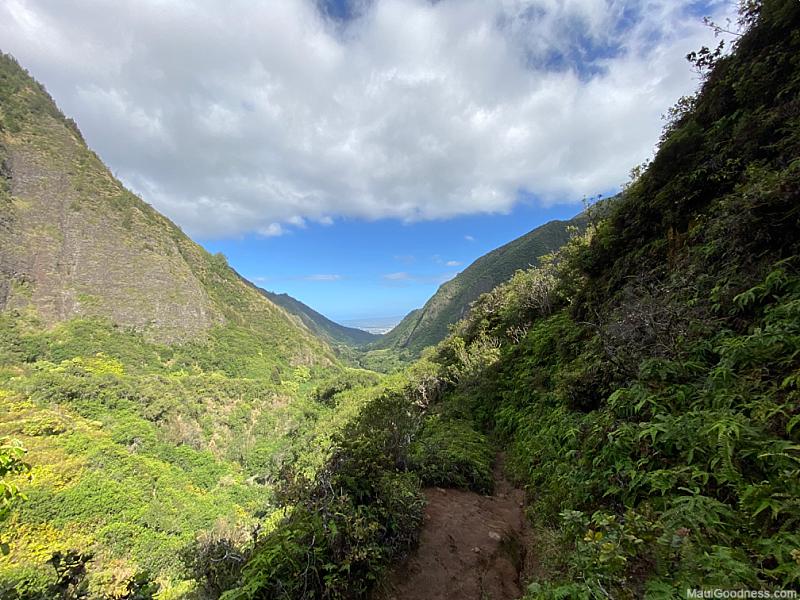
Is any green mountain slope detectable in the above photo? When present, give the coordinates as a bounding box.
[0,52,335,372]
[0,52,353,598]
[259,289,378,347]
[428,4,800,591]
[420,1,800,594]
[377,214,586,354]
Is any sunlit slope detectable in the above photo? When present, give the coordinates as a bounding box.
[0,52,335,371]
[377,214,586,354]
[0,51,351,598]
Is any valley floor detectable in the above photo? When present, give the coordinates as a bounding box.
[379,456,530,600]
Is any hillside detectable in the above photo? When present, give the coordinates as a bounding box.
[0,52,355,599]
[0,52,335,371]
[259,289,378,347]
[377,214,586,354]
[220,2,800,598]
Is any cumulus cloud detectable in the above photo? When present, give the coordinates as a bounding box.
[0,0,734,238]
[433,255,462,266]
[258,223,286,237]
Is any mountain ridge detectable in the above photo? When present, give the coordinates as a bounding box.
[376,213,587,354]
[0,50,353,598]
[259,288,378,347]
[0,51,335,370]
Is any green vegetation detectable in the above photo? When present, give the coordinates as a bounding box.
[0,316,360,597]
[311,368,382,405]
[0,438,29,555]
[0,54,80,138]
[259,291,378,349]
[352,347,414,374]
[408,415,494,494]
[220,359,492,599]
[398,2,799,595]
[2,1,799,598]
[0,48,358,599]
[230,1,800,596]
[375,215,586,355]
[221,395,426,600]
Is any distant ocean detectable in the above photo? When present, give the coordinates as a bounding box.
[341,316,403,335]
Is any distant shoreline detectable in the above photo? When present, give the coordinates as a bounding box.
[340,316,404,335]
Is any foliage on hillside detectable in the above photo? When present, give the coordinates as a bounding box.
[414,1,800,595]
[376,216,585,355]
[3,1,799,599]
[0,315,364,598]
[219,354,494,599]
[0,52,365,597]
[0,438,29,554]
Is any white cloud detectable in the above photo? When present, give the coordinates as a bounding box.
[464,235,476,242]
[433,255,462,267]
[382,270,456,284]
[304,273,343,281]
[258,223,285,237]
[0,0,736,238]
[383,272,411,281]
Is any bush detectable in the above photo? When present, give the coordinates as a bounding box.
[311,369,382,406]
[408,416,494,494]
[0,438,30,552]
[222,393,427,599]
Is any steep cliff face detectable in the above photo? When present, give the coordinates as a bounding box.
[0,116,219,341]
[0,53,333,365]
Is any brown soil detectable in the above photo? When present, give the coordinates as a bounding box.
[378,457,530,600]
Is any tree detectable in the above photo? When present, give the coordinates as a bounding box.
[0,438,31,555]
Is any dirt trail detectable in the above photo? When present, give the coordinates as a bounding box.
[379,457,530,600]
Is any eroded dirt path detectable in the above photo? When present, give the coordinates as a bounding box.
[379,457,530,600]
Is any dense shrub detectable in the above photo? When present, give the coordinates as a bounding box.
[311,369,382,406]
[418,3,800,595]
[408,416,494,493]
[0,314,347,597]
[0,438,29,552]
[222,393,427,599]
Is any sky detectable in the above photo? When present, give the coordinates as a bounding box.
[0,0,735,322]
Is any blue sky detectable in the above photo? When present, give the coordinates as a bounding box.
[0,0,734,324]
[200,195,590,322]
